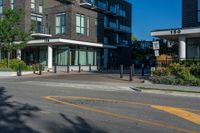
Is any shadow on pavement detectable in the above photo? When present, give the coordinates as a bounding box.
[0,87,40,133]
[44,113,108,133]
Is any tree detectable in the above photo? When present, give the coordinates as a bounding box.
[0,8,33,68]
[131,33,138,42]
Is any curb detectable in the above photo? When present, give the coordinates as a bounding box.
[135,87,200,98]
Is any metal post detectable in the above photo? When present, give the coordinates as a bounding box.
[79,64,81,72]
[120,64,123,78]
[54,64,57,73]
[129,66,133,81]
[17,64,22,76]
[39,64,42,75]
[89,64,92,72]
[97,63,100,72]
[67,64,70,73]
[142,64,145,76]
[132,64,135,76]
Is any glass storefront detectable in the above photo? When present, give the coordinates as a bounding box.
[187,39,200,59]
[22,45,100,66]
[53,46,100,66]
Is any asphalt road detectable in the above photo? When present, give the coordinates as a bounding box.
[0,76,200,133]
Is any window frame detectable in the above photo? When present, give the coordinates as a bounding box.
[55,13,67,35]
[76,13,85,35]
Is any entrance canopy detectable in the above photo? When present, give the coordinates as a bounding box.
[151,27,200,40]
[27,38,103,48]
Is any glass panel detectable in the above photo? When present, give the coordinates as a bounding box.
[88,48,94,65]
[39,47,47,65]
[57,46,68,65]
[79,47,87,65]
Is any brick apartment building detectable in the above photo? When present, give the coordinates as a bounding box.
[151,0,200,60]
[0,0,132,71]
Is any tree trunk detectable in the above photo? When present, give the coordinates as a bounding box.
[7,52,11,68]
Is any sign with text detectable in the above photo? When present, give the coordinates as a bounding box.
[153,41,160,50]
[154,50,159,57]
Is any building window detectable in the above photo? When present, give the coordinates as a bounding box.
[39,5,43,13]
[31,0,35,12]
[198,0,200,22]
[10,0,14,10]
[87,17,90,36]
[0,0,3,14]
[56,13,66,34]
[31,14,43,33]
[76,14,85,34]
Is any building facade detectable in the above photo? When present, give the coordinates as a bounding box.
[151,0,200,60]
[0,0,132,71]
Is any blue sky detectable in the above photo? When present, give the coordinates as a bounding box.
[131,0,182,40]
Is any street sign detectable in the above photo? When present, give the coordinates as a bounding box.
[154,50,159,57]
[153,41,160,50]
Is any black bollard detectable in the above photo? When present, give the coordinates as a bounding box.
[17,64,22,76]
[89,64,92,72]
[129,66,133,81]
[67,64,70,73]
[120,64,123,78]
[97,63,100,72]
[54,64,57,73]
[79,64,81,72]
[132,64,135,76]
[142,64,145,76]
[39,64,42,75]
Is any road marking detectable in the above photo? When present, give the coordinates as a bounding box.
[152,105,200,125]
[47,96,200,113]
[45,96,199,133]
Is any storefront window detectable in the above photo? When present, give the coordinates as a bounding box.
[56,46,68,65]
[187,39,200,59]
[39,47,47,65]
[70,47,78,65]
[79,47,87,65]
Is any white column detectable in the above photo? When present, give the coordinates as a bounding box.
[16,49,22,60]
[48,45,53,69]
[179,36,186,60]
[103,48,108,69]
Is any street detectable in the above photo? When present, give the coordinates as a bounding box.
[0,74,200,133]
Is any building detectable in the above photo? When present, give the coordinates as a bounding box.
[151,0,200,60]
[0,0,132,71]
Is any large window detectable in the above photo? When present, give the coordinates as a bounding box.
[198,0,200,22]
[0,0,3,15]
[87,17,90,36]
[31,14,43,33]
[76,14,85,34]
[31,0,35,12]
[10,0,14,10]
[56,13,66,34]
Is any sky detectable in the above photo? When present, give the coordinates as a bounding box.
[131,0,182,40]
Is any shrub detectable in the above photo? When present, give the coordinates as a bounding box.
[151,63,200,86]
[0,68,13,72]
[0,59,32,71]
[32,64,44,72]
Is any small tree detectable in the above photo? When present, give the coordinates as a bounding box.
[0,8,33,68]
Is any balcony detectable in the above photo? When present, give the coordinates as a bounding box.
[31,25,52,38]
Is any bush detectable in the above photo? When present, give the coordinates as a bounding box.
[0,59,32,71]
[0,68,14,72]
[32,64,44,72]
[151,63,200,86]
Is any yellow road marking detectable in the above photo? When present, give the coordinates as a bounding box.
[152,105,200,125]
[47,96,200,113]
[45,96,199,133]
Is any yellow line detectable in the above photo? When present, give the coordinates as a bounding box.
[152,105,200,125]
[45,96,198,133]
[47,96,200,113]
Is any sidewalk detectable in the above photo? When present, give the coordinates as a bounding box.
[19,72,200,95]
